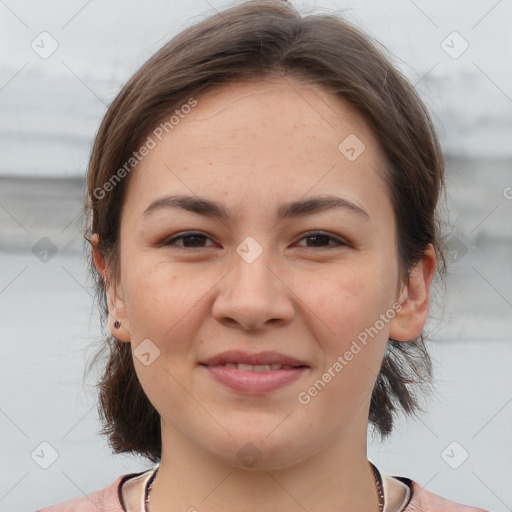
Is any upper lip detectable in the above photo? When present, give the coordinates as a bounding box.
[200,350,309,367]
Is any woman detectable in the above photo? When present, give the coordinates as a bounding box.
[37,1,489,510]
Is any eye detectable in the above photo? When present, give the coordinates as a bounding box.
[161,231,216,248]
[295,231,349,248]
[160,230,349,250]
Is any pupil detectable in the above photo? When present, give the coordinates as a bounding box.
[308,235,328,246]
[185,235,204,247]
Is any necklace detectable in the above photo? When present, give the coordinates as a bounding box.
[144,466,158,512]
[144,463,384,512]
[370,461,385,512]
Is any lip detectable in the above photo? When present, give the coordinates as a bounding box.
[201,350,309,367]
[202,365,309,394]
[199,350,310,395]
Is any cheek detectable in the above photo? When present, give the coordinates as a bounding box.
[300,262,394,398]
[307,262,395,345]
[122,259,219,353]
[123,262,209,420]
[298,271,391,430]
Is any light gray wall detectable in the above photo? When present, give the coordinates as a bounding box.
[0,0,511,176]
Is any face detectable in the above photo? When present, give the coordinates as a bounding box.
[99,77,431,470]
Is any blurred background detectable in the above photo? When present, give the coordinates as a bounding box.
[0,0,511,511]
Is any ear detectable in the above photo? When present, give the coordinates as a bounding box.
[389,243,437,342]
[91,234,131,343]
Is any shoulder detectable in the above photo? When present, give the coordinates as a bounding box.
[35,472,137,512]
[401,477,490,512]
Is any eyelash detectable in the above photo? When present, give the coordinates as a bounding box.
[161,231,349,250]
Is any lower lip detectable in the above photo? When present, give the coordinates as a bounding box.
[202,365,308,394]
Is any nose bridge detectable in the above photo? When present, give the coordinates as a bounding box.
[234,241,275,292]
[231,236,280,301]
[211,237,294,329]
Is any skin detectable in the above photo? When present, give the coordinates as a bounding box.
[92,76,436,512]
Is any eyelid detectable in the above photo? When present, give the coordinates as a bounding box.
[294,230,349,248]
[161,231,217,247]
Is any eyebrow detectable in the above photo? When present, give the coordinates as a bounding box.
[142,194,370,222]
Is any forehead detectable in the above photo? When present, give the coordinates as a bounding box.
[124,77,390,223]
[167,77,375,152]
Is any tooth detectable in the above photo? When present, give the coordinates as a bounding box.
[253,364,271,372]
[230,363,295,371]
[237,363,254,371]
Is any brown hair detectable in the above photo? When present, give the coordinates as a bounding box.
[83,0,446,464]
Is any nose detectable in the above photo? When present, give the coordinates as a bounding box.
[211,248,295,331]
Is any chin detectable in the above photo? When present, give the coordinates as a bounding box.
[201,426,321,471]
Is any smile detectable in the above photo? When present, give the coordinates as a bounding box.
[200,363,309,394]
[212,363,299,371]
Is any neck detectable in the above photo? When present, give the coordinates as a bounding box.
[148,420,381,512]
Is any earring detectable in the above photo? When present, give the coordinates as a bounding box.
[114,320,121,329]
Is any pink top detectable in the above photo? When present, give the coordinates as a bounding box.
[36,469,489,512]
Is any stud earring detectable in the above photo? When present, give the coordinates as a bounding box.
[114,320,121,329]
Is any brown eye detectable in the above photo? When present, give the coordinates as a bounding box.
[296,231,348,248]
[162,232,215,248]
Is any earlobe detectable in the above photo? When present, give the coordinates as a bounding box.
[91,234,132,343]
[109,313,131,342]
[389,243,437,342]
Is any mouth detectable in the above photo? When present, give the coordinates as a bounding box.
[199,351,310,394]
[200,350,309,368]
[206,362,304,371]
